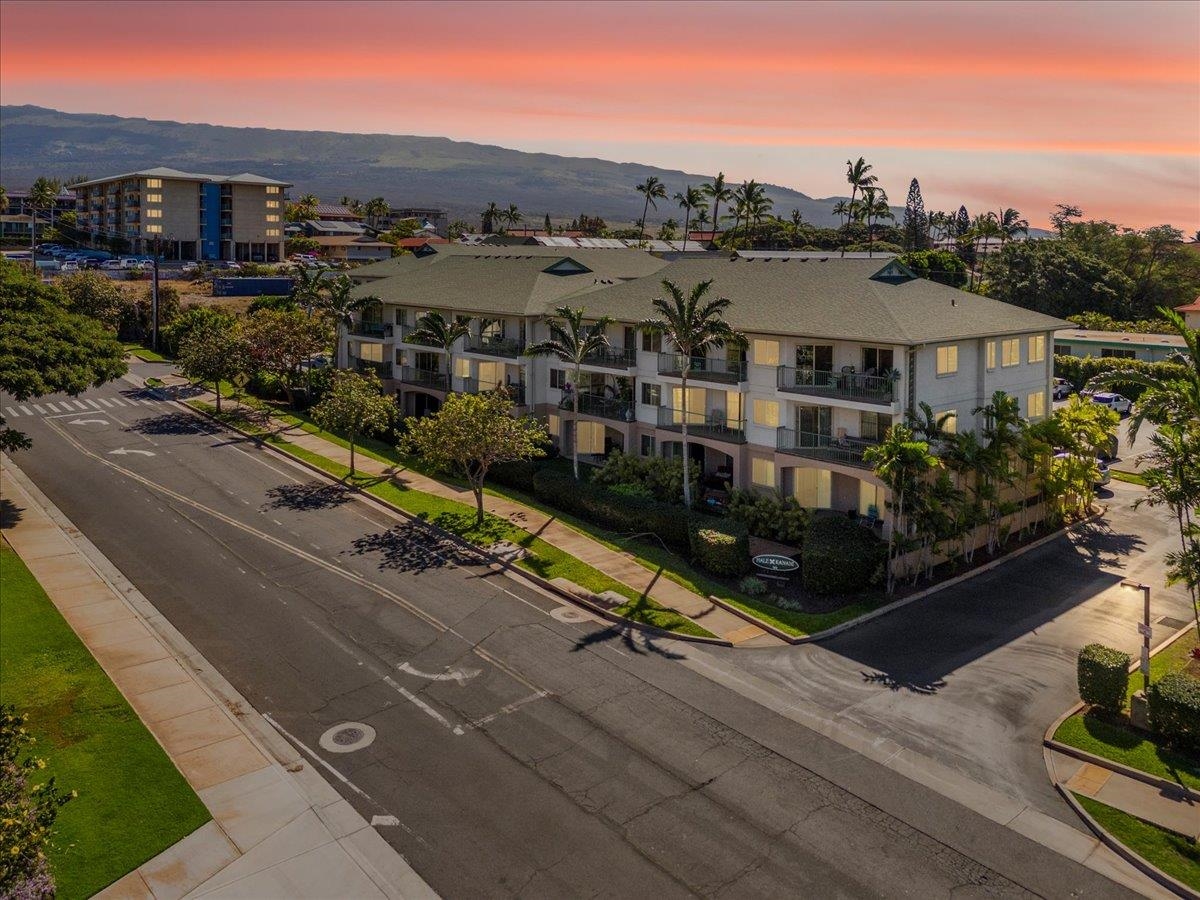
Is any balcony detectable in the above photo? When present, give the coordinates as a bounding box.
[581,346,637,369]
[395,324,442,348]
[776,428,878,469]
[777,367,896,406]
[398,367,447,390]
[463,380,527,405]
[465,335,525,358]
[657,407,746,444]
[657,353,746,384]
[350,321,389,338]
[559,393,635,422]
[352,358,393,379]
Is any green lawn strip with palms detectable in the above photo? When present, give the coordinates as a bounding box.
[122,342,171,363]
[1073,794,1200,891]
[0,544,210,899]
[188,401,713,638]
[1109,469,1148,486]
[1054,630,1200,792]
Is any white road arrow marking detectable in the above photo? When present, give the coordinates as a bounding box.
[397,661,481,685]
[69,418,109,426]
[370,815,400,827]
[108,447,156,457]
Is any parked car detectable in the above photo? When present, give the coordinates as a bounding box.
[1090,392,1132,416]
[100,259,124,270]
[1052,378,1072,401]
[181,261,199,273]
[59,261,80,273]
[37,243,61,253]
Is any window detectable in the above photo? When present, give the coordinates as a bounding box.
[454,357,471,379]
[266,200,279,209]
[145,209,162,218]
[860,411,885,442]
[145,178,162,188]
[550,369,567,390]
[1101,348,1137,360]
[752,339,779,366]
[641,330,662,352]
[1054,344,1071,356]
[752,399,779,427]
[941,410,958,434]
[796,343,833,373]
[640,382,661,406]
[266,186,281,194]
[145,224,162,234]
[986,340,997,370]
[358,342,383,363]
[266,214,280,223]
[394,308,408,326]
[1028,334,1046,363]
[726,391,742,423]
[1027,391,1046,419]
[1001,338,1020,367]
[623,326,636,349]
[751,457,775,488]
[145,193,162,203]
[935,345,958,375]
[266,228,281,237]
[860,347,894,375]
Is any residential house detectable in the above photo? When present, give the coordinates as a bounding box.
[1175,298,1200,330]
[1053,328,1188,363]
[312,234,394,262]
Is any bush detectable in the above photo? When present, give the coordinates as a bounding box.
[489,459,538,492]
[726,488,809,545]
[688,519,749,577]
[801,516,886,595]
[1076,643,1131,712]
[592,451,697,504]
[1148,673,1200,752]
[1054,355,1189,402]
[608,482,655,501]
[738,575,767,597]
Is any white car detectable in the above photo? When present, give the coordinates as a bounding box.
[59,261,80,272]
[1090,392,1132,416]
[100,259,124,270]
[1052,377,1072,401]
[181,261,199,273]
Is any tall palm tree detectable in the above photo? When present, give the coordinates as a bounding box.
[408,311,472,391]
[701,172,734,238]
[524,306,615,480]
[28,176,63,239]
[906,401,954,444]
[635,176,667,246]
[842,157,877,256]
[638,280,745,507]
[504,203,523,233]
[314,275,371,328]
[832,199,851,231]
[974,390,1025,553]
[291,264,325,317]
[693,207,711,235]
[863,424,939,594]
[481,201,501,234]
[364,197,390,230]
[995,208,1029,244]
[967,213,1003,288]
[674,185,706,248]
[860,187,892,256]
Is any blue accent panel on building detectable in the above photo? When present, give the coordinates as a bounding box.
[213,277,295,297]
[201,183,222,260]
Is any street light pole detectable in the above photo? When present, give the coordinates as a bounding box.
[151,234,161,353]
[1122,581,1152,728]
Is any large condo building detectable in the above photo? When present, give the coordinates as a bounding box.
[342,246,1063,519]
[71,167,291,262]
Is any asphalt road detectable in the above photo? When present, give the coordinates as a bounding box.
[1,376,1143,899]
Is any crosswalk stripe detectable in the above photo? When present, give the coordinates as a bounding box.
[45,402,60,412]
[85,399,102,410]
[109,397,127,407]
[3,407,16,419]
[73,400,89,410]
[33,404,46,414]
[140,398,156,406]
[19,406,32,415]
[98,398,113,408]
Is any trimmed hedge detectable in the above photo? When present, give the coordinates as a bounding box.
[1077,643,1130,712]
[532,467,691,552]
[688,519,750,577]
[801,516,886,595]
[1148,673,1200,753]
[726,488,808,545]
[1054,355,1189,402]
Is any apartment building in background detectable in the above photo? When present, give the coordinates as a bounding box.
[341,247,1063,518]
[71,167,291,261]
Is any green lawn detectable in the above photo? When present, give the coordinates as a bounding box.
[0,544,210,899]
[1054,630,1200,792]
[191,402,715,639]
[122,342,171,363]
[1109,469,1148,487]
[1074,794,1200,891]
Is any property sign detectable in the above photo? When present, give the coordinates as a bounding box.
[1140,646,1151,674]
[752,554,799,574]
[232,372,250,389]
[1137,623,1152,639]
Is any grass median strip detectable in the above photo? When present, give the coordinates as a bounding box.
[0,543,210,899]
[1074,794,1200,891]
[1109,469,1148,487]
[122,342,171,363]
[190,401,714,639]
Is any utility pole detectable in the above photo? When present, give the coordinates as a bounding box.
[151,234,161,352]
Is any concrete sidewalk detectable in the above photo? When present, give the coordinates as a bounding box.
[2,457,437,900]
[180,381,775,647]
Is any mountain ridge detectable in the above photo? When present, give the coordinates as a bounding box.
[0,105,858,226]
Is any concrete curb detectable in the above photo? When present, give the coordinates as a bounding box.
[1054,784,1198,900]
[1046,739,1200,803]
[703,509,1106,646]
[174,394,733,649]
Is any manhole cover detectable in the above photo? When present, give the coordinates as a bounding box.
[550,605,592,624]
[319,721,376,753]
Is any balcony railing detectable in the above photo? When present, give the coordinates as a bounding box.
[395,324,442,348]
[350,321,388,338]
[398,367,448,390]
[656,407,746,443]
[465,335,525,358]
[559,393,635,422]
[461,378,527,404]
[657,353,746,384]
[352,358,393,379]
[777,367,896,405]
[581,346,637,369]
[776,428,878,469]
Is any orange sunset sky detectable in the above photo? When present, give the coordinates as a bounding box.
[2,0,1197,229]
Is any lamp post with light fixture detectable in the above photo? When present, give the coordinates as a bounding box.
[1122,581,1152,729]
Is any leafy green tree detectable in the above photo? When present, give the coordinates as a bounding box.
[901,178,928,252]
[310,370,395,475]
[0,261,125,450]
[448,219,470,240]
[363,197,389,229]
[58,270,125,329]
[897,250,968,288]
[177,321,246,413]
[863,424,939,594]
[285,194,319,222]
[543,213,552,234]
[480,201,500,234]
[634,176,668,246]
[702,172,733,237]
[407,311,471,390]
[638,279,745,507]
[162,305,236,356]
[525,305,615,480]
[241,308,330,407]
[285,235,320,256]
[401,389,548,525]
[987,240,1134,318]
[1050,203,1082,237]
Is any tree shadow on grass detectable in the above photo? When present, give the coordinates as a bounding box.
[263,481,353,512]
[347,524,482,573]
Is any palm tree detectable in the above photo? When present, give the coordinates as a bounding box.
[974,390,1024,552]
[635,176,668,246]
[693,207,711,235]
[315,275,371,328]
[832,199,851,231]
[674,185,706,249]
[860,187,892,256]
[481,201,501,234]
[863,424,939,594]
[906,401,954,444]
[638,280,745,507]
[0,184,8,215]
[842,157,877,256]
[524,306,615,480]
[701,172,734,237]
[28,176,63,239]
[408,311,471,390]
[790,209,804,228]
[504,203,523,233]
[364,197,390,230]
[995,208,1029,244]
[291,264,325,317]
[967,213,1003,288]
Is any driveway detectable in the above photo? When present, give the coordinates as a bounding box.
[717,480,1195,825]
